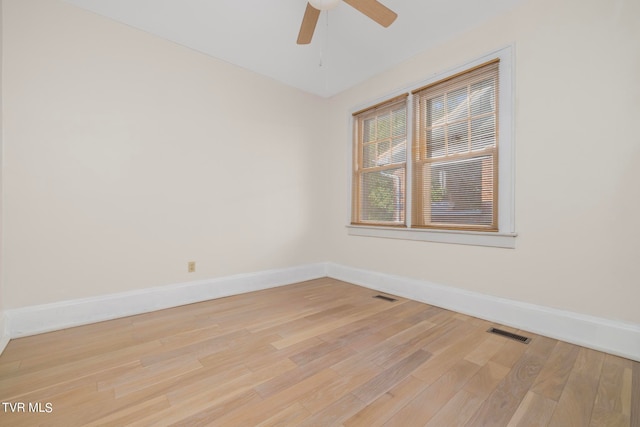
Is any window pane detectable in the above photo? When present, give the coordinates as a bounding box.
[361,167,405,223]
[427,127,445,158]
[377,112,391,139]
[471,116,496,150]
[363,118,375,143]
[447,121,469,154]
[446,88,468,122]
[470,78,496,116]
[363,143,376,168]
[391,137,406,164]
[422,156,494,226]
[392,107,406,137]
[377,141,391,166]
[426,95,445,127]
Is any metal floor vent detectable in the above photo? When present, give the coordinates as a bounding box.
[373,294,397,302]
[487,327,531,344]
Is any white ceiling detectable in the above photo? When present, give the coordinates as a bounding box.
[63,0,525,97]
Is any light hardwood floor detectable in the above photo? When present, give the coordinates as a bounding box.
[0,278,638,426]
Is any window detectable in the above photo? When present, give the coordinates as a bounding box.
[349,48,515,248]
[412,60,499,231]
[352,95,408,226]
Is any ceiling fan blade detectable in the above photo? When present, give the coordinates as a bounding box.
[343,0,397,27]
[297,3,321,45]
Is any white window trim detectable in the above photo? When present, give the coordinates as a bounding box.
[347,46,516,249]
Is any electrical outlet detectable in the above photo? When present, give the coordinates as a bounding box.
[188,261,196,273]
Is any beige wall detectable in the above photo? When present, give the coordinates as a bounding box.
[323,0,640,324]
[2,0,639,329]
[2,0,327,308]
[0,0,5,337]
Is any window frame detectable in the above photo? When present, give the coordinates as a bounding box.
[347,46,516,248]
[351,94,408,227]
[412,59,500,232]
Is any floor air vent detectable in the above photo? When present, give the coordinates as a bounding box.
[487,327,531,344]
[373,295,397,302]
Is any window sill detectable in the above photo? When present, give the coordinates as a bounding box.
[346,225,517,248]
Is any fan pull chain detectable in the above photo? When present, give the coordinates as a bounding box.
[319,10,329,68]
[321,10,330,93]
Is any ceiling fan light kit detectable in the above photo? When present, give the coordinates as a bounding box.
[297,0,398,45]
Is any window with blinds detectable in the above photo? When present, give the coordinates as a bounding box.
[412,60,499,231]
[349,49,514,247]
[352,95,408,226]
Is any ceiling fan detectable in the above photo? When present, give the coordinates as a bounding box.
[297,0,398,45]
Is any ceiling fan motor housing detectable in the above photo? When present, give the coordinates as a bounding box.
[309,0,341,11]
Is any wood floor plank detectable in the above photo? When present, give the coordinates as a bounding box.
[198,331,281,368]
[506,391,557,427]
[464,360,511,400]
[166,389,263,427]
[167,358,295,406]
[622,364,633,419]
[127,359,295,426]
[254,402,311,427]
[212,369,339,426]
[629,360,640,427]
[589,354,632,427]
[300,363,379,414]
[366,321,439,369]
[1,316,134,362]
[383,359,481,426]
[298,393,366,427]
[244,336,324,372]
[343,376,429,427]
[424,389,485,427]
[13,330,138,373]
[464,335,556,427]
[0,278,633,426]
[111,357,204,398]
[331,315,457,377]
[0,339,162,400]
[411,323,490,385]
[350,349,432,404]
[531,340,581,401]
[421,317,473,355]
[27,386,116,426]
[490,337,529,369]
[464,334,505,366]
[270,301,397,350]
[0,360,21,377]
[289,339,345,367]
[2,361,140,410]
[139,328,249,367]
[254,346,356,399]
[85,395,171,427]
[85,364,253,425]
[547,347,605,427]
[118,358,252,412]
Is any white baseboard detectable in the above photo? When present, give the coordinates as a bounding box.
[6,263,327,338]
[3,262,639,362]
[326,263,640,362]
[0,312,9,355]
